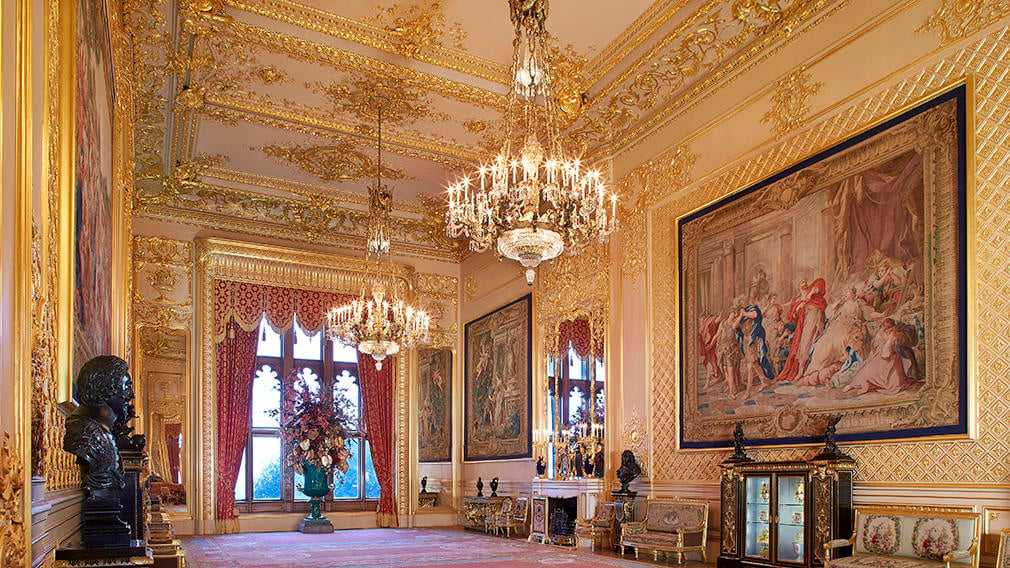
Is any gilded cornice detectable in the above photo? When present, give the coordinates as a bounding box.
[583,0,691,87]
[196,237,415,294]
[222,0,509,84]
[135,177,464,261]
[917,0,1010,47]
[576,0,832,157]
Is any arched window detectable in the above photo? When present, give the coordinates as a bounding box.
[234,317,380,512]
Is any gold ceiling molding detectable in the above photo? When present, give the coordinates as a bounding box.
[617,143,697,280]
[573,0,831,156]
[221,20,509,110]
[262,142,408,183]
[200,91,478,166]
[647,28,1010,484]
[222,0,509,84]
[363,0,469,57]
[917,0,1010,47]
[254,64,288,85]
[309,74,451,126]
[583,0,691,87]
[760,66,823,137]
[135,177,465,261]
[611,0,852,161]
[202,166,370,205]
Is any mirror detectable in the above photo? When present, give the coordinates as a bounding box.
[139,327,189,513]
[541,316,605,479]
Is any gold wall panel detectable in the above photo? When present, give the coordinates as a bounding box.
[647,26,1010,484]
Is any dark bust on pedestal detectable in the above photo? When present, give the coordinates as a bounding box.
[59,356,150,564]
[613,450,641,496]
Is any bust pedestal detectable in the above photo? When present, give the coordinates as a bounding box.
[54,542,153,568]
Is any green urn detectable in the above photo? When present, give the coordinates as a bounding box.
[298,462,334,533]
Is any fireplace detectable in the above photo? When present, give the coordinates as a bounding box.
[548,496,577,546]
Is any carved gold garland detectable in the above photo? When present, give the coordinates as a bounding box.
[760,66,824,137]
[617,144,697,280]
[0,433,27,568]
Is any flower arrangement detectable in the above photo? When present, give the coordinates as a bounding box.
[270,370,358,476]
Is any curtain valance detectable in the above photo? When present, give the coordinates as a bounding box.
[558,317,604,359]
[212,279,356,343]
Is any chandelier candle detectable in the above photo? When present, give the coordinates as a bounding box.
[445,0,618,284]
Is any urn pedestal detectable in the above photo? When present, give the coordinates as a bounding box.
[298,462,334,534]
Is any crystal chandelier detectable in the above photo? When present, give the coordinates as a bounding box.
[327,102,430,370]
[444,0,618,285]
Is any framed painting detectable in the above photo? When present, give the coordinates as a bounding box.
[464,294,532,461]
[418,348,452,463]
[72,0,115,379]
[678,84,970,449]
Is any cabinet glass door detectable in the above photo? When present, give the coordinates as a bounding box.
[744,475,772,559]
[776,475,806,564]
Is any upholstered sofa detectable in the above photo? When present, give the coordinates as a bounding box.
[825,506,980,568]
[620,498,708,563]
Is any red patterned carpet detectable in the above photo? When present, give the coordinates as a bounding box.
[182,528,664,567]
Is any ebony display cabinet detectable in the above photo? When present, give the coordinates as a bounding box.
[718,458,854,568]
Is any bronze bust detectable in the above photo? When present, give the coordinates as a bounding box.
[64,356,134,501]
[615,450,641,494]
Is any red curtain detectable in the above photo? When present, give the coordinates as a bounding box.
[165,423,182,484]
[558,318,603,359]
[357,352,398,527]
[214,316,260,534]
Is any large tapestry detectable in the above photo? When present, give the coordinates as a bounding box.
[73,0,115,377]
[678,85,968,448]
[464,294,532,461]
[418,348,452,463]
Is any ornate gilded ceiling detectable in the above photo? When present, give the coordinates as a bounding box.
[126,0,835,260]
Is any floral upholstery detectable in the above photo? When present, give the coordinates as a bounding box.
[852,513,974,564]
[495,496,528,538]
[619,499,708,564]
[575,502,617,548]
[644,500,706,533]
[831,555,948,568]
[829,508,980,568]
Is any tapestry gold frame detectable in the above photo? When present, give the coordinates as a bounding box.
[193,237,414,532]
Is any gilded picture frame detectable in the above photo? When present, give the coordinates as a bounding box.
[997,528,1010,568]
[71,0,117,382]
[417,348,452,463]
[677,84,970,449]
[463,294,532,461]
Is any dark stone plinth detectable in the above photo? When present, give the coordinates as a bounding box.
[80,498,132,548]
[55,541,152,567]
[299,517,335,534]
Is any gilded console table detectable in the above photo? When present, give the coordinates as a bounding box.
[462,496,506,532]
